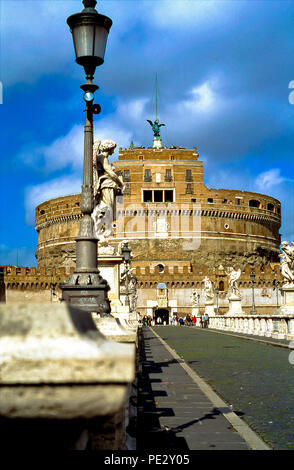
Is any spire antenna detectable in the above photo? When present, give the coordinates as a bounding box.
[155,72,158,121]
[146,73,165,148]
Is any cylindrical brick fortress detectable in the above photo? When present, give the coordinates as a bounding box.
[35,146,281,270]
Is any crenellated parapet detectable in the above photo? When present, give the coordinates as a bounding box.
[2,266,72,289]
[132,263,282,290]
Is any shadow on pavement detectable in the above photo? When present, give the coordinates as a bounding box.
[137,328,239,451]
[137,328,190,451]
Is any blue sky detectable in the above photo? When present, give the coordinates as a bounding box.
[0,0,293,267]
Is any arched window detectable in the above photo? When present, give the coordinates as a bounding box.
[157,264,165,273]
[219,280,225,291]
[249,199,260,208]
[267,203,274,212]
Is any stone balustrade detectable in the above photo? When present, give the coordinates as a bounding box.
[0,302,137,450]
[208,314,294,341]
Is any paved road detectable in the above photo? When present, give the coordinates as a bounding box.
[153,325,294,450]
[137,327,269,451]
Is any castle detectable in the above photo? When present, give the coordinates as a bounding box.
[0,136,283,320]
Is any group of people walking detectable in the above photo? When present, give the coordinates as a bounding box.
[142,313,209,328]
[173,313,209,328]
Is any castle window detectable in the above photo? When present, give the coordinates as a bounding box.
[124,169,130,181]
[267,203,274,212]
[186,169,192,181]
[277,207,281,214]
[143,190,152,202]
[191,198,197,203]
[157,264,165,273]
[165,169,172,181]
[236,198,241,205]
[170,156,174,160]
[186,184,193,194]
[40,210,45,215]
[222,199,227,204]
[207,198,213,203]
[219,280,225,291]
[143,189,174,203]
[139,155,143,160]
[249,199,260,208]
[164,190,174,202]
[154,190,163,202]
[144,169,152,181]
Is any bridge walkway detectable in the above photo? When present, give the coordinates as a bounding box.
[136,326,270,451]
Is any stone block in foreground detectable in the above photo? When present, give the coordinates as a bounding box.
[0,303,135,420]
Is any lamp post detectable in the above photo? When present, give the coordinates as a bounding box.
[273,276,280,309]
[215,286,219,314]
[250,270,257,314]
[121,243,132,308]
[61,0,113,314]
[197,293,200,314]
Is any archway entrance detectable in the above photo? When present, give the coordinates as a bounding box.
[154,308,169,325]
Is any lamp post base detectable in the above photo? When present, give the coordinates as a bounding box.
[61,280,111,315]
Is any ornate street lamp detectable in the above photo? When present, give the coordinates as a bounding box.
[121,244,132,308]
[61,1,113,314]
[273,276,280,309]
[215,286,219,314]
[250,270,257,314]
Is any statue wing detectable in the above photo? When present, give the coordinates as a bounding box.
[159,123,165,127]
[146,120,153,126]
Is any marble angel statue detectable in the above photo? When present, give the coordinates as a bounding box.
[280,241,294,285]
[203,276,214,303]
[226,267,241,298]
[190,288,199,307]
[92,139,125,240]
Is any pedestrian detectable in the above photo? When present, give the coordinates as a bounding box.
[179,316,184,326]
[192,315,196,327]
[201,314,205,328]
[157,316,162,325]
[204,313,209,328]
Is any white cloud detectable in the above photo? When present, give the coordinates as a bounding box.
[44,125,84,171]
[25,175,82,225]
[181,82,217,113]
[18,95,143,171]
[255,169,287,191]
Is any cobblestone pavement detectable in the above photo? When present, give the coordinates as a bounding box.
[137,327,264,451]
[153,325,294,450]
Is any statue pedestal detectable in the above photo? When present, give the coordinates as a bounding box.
[227,295,244,315]
[153,137,162,148]
[192,306,200,316]
[279,285,294,315]
[97,253,122,305]
[204,302,215,316]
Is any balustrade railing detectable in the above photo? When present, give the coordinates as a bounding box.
[208,314,294,341]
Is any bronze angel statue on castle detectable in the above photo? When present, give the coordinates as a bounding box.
[146,118,165,138]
